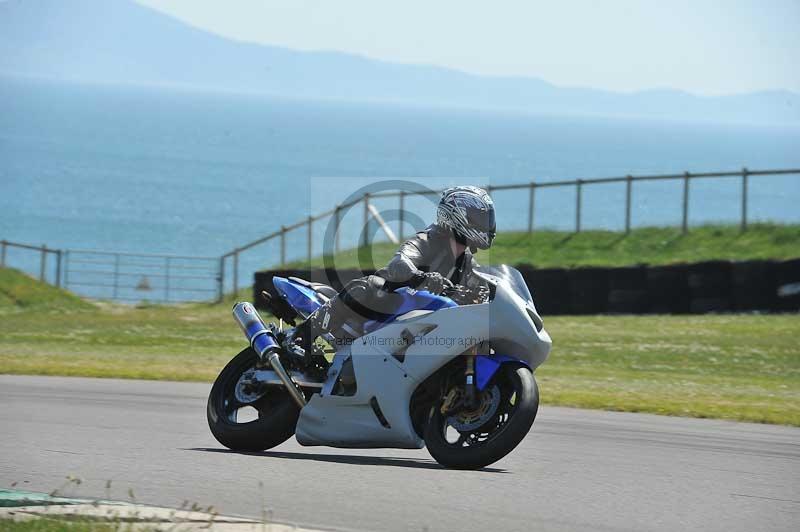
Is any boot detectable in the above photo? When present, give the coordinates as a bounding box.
[288,297,341,358]
[287,278,378,360]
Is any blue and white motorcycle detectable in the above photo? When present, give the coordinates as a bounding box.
[207,265,551,469]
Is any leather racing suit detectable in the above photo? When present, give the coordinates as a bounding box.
[294,224,483,349]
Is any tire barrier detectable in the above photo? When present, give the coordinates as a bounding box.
[607,266,648,314]
[731,261,776,311]
[563,267,609,315]
[686,261,733,313]
[254,259,799,315]
[775,259,800,312]
[517,265,570,316]
[646,264,690,314]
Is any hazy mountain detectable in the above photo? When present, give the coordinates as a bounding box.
[1,0,798,124]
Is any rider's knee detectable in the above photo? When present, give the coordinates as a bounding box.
[340,275,387,315]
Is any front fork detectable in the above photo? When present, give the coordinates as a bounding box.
[464,346,478,410]
[440,346,480,416]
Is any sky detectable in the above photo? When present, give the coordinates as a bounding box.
[135,0,800,96]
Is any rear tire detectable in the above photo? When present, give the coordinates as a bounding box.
[207,348,299,452]
[424,365,539,470]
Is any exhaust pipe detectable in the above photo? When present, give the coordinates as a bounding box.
[232,302,307,408]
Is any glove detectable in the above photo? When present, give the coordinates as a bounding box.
[417,272,454,295]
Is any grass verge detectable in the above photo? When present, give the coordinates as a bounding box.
[0,519,120,532]
[1,271,798,425]
[0,268,93,311]
[287,223,800,269]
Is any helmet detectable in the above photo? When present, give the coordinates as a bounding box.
[436,186,496,250]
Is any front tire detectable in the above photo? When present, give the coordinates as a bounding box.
[424,365,539,470]
[207,348,299,452]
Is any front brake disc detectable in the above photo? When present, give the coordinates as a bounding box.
[447,385,500,432]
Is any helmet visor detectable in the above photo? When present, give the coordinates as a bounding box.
[467,207,496,234]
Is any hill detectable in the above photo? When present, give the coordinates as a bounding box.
[0,268,92,311]
[0,0,797,124]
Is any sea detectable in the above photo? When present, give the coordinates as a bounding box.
[1,76,799,294]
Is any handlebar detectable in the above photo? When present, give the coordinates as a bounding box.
[384,279,488,304]
[443,283,490,304]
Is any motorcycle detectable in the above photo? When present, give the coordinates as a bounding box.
[207,265,551,469]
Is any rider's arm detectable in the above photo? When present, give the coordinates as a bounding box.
[382,239,428,286]
[462,255,489,289]
[381,239,453,295]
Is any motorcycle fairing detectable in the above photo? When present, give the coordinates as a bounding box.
[362,288,457,333]
[295,304,494,449]
[475,354,529,391]
[272,276,324,317]
[295,276,552,448]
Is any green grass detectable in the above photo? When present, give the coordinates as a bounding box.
[0,268,249,381]
[0,268,92,311]
[286,223,800,270]
[0,267,798,425]
[541,314,799,425]
[0,520,121,532]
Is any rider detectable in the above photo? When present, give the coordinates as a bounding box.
[289,185,496,355]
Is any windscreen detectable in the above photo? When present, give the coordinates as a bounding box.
[474,264,533,303]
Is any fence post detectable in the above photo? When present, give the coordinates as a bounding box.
[40,244,47,281]
[528,182,536,233]
[64,250,70,288]
[217,256,225,303]
[682,171,690,234]
[741,167,749,232]
[399,190,405,241]
[164,256,171,302]
[575,180,583,233]
[113,253,120,299]
[55,250,62,288]
[625,175,632,234]
[362,193,370,248]
[232,250,239,295]
[280,226,286,266]
[333,207,341,253]
[307,216,313,264]
[0,240,6,267]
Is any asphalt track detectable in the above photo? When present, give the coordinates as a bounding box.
[1,375,798,532]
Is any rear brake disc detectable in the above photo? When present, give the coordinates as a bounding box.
[234,368,268,404]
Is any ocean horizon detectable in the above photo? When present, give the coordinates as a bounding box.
[2,76,799,272]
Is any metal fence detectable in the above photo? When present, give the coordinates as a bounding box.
[3,167,799,302]
[1,240,221,304]
[219,167,800,294]
[62,250,221,303]
[0,240,64,287]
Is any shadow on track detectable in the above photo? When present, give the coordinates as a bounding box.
[185,448,508,473]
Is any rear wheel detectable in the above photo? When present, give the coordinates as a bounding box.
[424,365,539,469]
[207,348,299,451]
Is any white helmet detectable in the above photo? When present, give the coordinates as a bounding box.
[436,186,496,250]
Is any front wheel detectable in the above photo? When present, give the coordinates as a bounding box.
[207,347,299,452]
[424,365,539,469]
